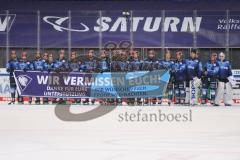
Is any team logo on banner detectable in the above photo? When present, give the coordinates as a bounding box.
[15,75,32,92]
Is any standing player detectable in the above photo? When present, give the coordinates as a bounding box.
[17,52,31,104]
[68,51,81,104]
[53,49,69,104]
[82,50,97,105]
[127,50,142,105]
[30,52,46,104]
[97,50,110,104]
[141,50,158,105]
[185,49,202,105]
[172,51,188,105]
[201,53,219,105]
[6,50,19,105]
[214,52,234,106]
[158,50,174,105]
[41,53,53,104]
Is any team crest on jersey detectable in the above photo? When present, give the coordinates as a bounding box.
[16,75,32,92]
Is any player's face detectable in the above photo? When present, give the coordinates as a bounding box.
[43,53,48,60]
[165,52,171,60]
[190,52,196,59]
[88,50,94,58]
[211,53,217,61]
[10,51,17,59]
[22,53,27,61]
[120,51,126,60]
[48,56,53,63]
[59,53,65,59]
[219,54,225,61]
[176,52,182,60]
[71,52,76,60]
[35,52,41,59]
[100,51,106,59]
[148,50,155,59]
[133,51,138,59]
[59,50,65,59]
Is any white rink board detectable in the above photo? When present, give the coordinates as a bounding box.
[0,105,240,160]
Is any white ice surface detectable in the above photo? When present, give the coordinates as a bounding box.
[0,105,240,160]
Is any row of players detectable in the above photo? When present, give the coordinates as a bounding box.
[6,48,234,106]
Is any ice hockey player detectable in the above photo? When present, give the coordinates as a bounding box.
[172,51,188,105]
[109,50,128,105]
[6,50,19,105]
[53,49,69,104]
[30,52,46,104]
[41,53,54,104]
[97,50,110,73]
[68,51,81,104]
[141,49,158,105]
[53,49,69,72]
[214,52,234,106]
[127,50,142,105]
[158,50,175,105]
[17,52,31,104]
[185,49,202,105]
[201,52,219,105]
[44,54,54,72]
[82,50,97,105]
[96,50,110,105]
[42,52,48,62]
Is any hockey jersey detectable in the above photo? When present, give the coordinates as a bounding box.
[6,59,19,77]
[203,61,219,79]
[128,59,142,71]
[172,60,188,82]
[31,59,46,71]
[18,59,31,71]
[186,58,202,80]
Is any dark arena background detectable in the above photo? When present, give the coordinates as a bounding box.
[0,1,240,160]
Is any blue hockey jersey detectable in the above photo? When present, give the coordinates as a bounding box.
[98,59,110,72]
[31,59,46,71]
[203,61,219,79]
[6,59,19,76]
[186,58,202,80]
[172,60,187,82]
[18,59,31,71]
[128,59,142,71]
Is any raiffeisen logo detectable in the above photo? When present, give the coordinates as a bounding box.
[43,16,202,32]
[0,14,16,33]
